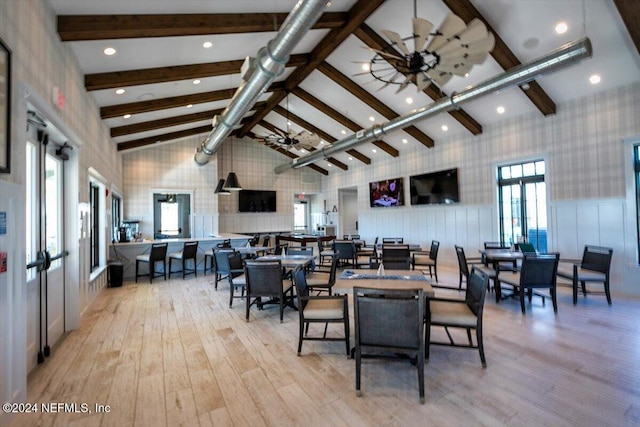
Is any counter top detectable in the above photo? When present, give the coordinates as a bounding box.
[110,233,252,246]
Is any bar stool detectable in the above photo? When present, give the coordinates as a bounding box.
[135,243,168,283]
[168,241,199,279]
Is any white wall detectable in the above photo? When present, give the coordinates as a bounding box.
[319,82,640,296]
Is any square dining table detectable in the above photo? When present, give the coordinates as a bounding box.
[334,269,434,297]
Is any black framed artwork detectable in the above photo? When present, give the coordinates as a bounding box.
[0,37,10,173]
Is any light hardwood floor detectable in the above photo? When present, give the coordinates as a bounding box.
[9,266,640,427]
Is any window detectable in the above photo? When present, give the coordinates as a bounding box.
[294,202,308,232]
[112,194,121,242]
[497,160,547,251]
[89,182,100,271]
[634,145,640,259]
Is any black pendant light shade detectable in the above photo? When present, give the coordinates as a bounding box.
[222,172,242,191]
[214,178,230,195]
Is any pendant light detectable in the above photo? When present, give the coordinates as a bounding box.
[214,178,230,195]
[222,139,242,191]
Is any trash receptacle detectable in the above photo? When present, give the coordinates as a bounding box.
[107,260,123,287]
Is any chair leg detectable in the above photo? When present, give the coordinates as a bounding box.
[433,265,438,283]
[163,260,167,280]
[520,288,526,314]
[135,260,139,283]
[344,317,350,356]
[229,285,234,308]
[477,325,486,368]
[424,321,431,361]
[297,320,305,356]
[581,280,587,297]
[418,349,425,404]
[355,349,362,397]
[572,276,578,305]
[604,279,612,305]
[551,287,558,312]
[149,261,153,283]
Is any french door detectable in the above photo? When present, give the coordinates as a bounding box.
[25,123,67,367]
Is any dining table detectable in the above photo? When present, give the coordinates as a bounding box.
[233,245,271,258]
[333,269,434,297]
[480,249,523,302]
[256,254,315,270]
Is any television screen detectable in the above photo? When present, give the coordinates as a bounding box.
[369,177,404,207]
[239,190,277,212]
[410,168,459,205]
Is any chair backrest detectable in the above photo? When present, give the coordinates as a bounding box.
[455,245,470,279]
[429,240,440,261]
[217,239,232,248]
[214,249,234,274]
[287,246,313,256]
[262,235,271,247]
[382,244,410,260]
[519,253,559,289]
[383,237,403,244]
[581,245,613,274]
[249,235,259,246]
[484,241,508,250]
[354,287,424,350]
[227,251,244,279]
[182,241,198,258]
[244,260,283,296]
[518,243,536,254]
[150,243,168,261]
[467,267,490,317]
[334,241,356,259]
[292,267,310,309]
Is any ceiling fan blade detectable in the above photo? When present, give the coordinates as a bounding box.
[353,66,396,77]
[413,17,433,52]
[426,69,453,87]
[435,62,473,77]
[426,13,466,52]
[439,33,495,58]
[363,46,405,61]
[456,19,488,44]
[395,76,412,94]
[381,29,411,55]
[466,33,495,55]
[464,51,490,65]
[416,72,432,91]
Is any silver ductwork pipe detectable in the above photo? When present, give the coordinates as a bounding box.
[194,0,330,166]
[274,37,593,174]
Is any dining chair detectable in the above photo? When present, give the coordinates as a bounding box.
[226,251,247,308]
[203,245,216,276]
[292,267,350,356]
[135,242,168,283]
[381,244,411,270]
[334,240,357,267]
[455,245,494,291]
[354,286,425,403]
[483,241,516,271]
[305,256,338,295]
[426,267,490,367]
[213,248,235,290]
[557,245,613,305]
[382,237,404,244]
[168,241,198,279]
[317,238,335,266]
[243,259,294,323]
[217,239,232,248]
[498,253,560,314]
[412,240,440,281]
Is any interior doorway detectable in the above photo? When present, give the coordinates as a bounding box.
[339,187,358,237]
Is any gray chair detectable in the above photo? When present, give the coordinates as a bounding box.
[244,260,294,323]
[135,243,168,283]
[426,267,490,367]
[317,238,335,266]
[354,286,425,403]
[455,245,494,291]
[168,241,198,279]
[498,253,560,314]
[334,240,357,267]
[412,240,440,281]
[382,237,404,244]
[381,244,411,270]
[557,245,613,305]
[226,251,247,308]
[305,256,338,295]
[213,248,235,290]
[203,245,216,276]
[292,267,349,356]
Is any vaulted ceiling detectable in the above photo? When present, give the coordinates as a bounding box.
[49,0,640,175]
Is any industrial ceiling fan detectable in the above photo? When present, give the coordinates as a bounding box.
[254,92,321,151]
[357,0,495,93]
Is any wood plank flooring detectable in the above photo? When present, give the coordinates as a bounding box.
[9,266,640,427]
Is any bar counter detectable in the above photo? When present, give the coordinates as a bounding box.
[109,233,252,280]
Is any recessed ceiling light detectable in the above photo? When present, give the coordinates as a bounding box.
[589,74,601,84]
[300,148,306,153]
[320,140,326,144]
[103,47,116,56]
[406,97,413,104]
[348,156,353,160]
[362,63,370,71]
[441,125,448,131]
[202,41,213,48]
[115,88,125,95]
[341,130,347,135]
[372,149,377,153]
[123,114,131,119]
[186,104,193,108]
[287,121,291,126]
[402,138,408,143]
[369,116,375,122]
[328,163,332,167]
[496,106,505,114]
[464,73,469,78]
[193,79,201,85]
[555,22,568,34]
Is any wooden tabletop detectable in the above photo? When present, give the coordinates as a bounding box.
[333,269,434,297]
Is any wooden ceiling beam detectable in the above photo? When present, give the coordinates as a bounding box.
[272,105,372,165]
[246,131,328,175]
[239,0,387,138]
[101,82,285,119]
[117,125,211,151]
[442,0,556,116]
[317,62,434,148]
[292,87,399,157]
[58,13,348,41]
[613,0,640,56]
[354,24,483,135]
[86,54,308,91]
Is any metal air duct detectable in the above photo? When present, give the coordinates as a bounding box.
[274,37,593,174]
[194,0,330,166]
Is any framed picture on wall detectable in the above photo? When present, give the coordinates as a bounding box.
[0,37,11,173]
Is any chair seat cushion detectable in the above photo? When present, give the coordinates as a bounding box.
[136,254,151,262]
[169,251,183,259]
[413,254,434,266]
[283,280,293,293]
[430,301,477,327]
[203,249,214,256]
[303,299,344,319]
[557,267,606,282]
[305,272,329,286]
[230,274,246,286]
[320,250,335,257]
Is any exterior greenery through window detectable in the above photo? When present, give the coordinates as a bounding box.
[90,182,100,271]
[497,160,547,251]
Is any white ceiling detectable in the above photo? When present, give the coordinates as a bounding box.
[47,0,640,172]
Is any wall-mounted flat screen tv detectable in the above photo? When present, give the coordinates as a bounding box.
[410,168,460,205]
[239,190,277,212]
[369,177,404,207]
